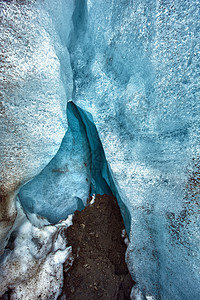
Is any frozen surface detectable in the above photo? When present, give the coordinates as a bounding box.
[0,0,74,190]
[0,201,73,299]
[0,0,73,251]
[19,101,131,231]
[0,0,200,299]
[69,0,200,299]
[19,102,92,224]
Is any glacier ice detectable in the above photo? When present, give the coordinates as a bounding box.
[18,102,92,224]
[0,0,200,299]
[0,0,74,252]
[19,101,131,232]
[68,0,200,299]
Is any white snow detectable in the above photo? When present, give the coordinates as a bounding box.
[0,203,73,299]
[90,193,96,205]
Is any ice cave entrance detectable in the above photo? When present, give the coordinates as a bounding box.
[19,102,131,234]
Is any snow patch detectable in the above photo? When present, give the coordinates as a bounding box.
[90,193,96,205]
[131,286,145,300]
[0,206,73,299]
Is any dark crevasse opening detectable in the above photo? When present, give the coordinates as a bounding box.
[69,102,112,196]
[67,0,132,232]
[18,101,131,234]
[71,102,131,235]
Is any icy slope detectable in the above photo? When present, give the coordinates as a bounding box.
[69,0,200,299]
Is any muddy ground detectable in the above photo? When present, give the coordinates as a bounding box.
[0,194,135,300]
[60,194,135,300]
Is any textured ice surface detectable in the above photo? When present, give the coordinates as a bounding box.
[0,0,74,189]
[1,0,200,299]
[72,103,132,233]
[19,102,131,231]
[0,0,73,252]
[19,102,92,224]
[0,201,73,299]
[69,0,200,299]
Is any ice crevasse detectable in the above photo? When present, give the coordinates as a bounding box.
[0,0,200,299]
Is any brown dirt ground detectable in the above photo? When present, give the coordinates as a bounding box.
[60,194,135,300]
[0,194,135,300]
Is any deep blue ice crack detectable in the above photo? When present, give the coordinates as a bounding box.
[19,102,131,233]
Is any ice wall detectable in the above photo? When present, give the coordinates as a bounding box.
[69,0,200,299]
[19,102,91,225]
[1,0,199,299]
[73,103,132,234]
[19,102,131,233]
[0,0,74,252]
